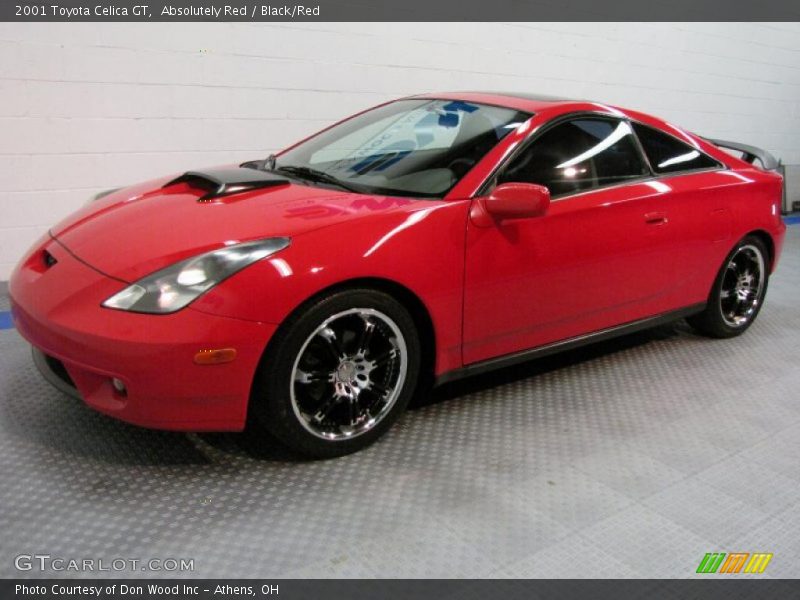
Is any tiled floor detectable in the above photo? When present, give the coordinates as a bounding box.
[0,229,798,579]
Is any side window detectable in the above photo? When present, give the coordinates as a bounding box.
[632,123,721,174]
[497,117,648,197]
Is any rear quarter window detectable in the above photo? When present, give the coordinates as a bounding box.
[633,123,721,174]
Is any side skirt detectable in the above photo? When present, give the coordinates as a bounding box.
[435,303,706,386]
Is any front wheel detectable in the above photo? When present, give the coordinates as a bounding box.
[687,235,770,338]
[251,289,421,459]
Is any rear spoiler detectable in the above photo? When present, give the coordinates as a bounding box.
[704,138,781,171]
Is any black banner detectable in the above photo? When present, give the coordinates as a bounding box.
[3,580,800,600]
[3,0,800,22]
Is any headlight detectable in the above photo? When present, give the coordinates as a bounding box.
[102,237,290,314]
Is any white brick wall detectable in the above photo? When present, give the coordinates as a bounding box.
[1,22,799,279]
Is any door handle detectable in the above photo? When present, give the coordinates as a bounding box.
[644,212,668,225]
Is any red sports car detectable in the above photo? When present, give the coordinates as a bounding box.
[9,92,785,458]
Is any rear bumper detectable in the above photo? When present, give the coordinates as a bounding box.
[9,235,277,432]
[772,218,787,273]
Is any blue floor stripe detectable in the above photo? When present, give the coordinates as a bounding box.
[784,215,800,225]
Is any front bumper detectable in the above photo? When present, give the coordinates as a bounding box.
[9,235,277,431]
[31,347,82,400]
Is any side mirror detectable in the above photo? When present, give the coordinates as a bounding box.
[483,182,550,221]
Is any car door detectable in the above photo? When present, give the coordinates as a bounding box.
[630,122,731,301]
[462,115,681,365]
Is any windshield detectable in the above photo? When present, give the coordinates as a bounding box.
[275,99,531,198]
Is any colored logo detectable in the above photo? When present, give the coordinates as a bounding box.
[696,552,772,574]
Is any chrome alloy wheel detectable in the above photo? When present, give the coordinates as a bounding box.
[290,308,408,441]
[719,244,765,328]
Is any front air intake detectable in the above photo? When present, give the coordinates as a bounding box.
[42,249,57,269]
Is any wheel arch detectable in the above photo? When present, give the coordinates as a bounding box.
[250,276,437,410]
[745,229,775,270]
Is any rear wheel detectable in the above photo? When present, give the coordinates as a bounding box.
[687,235,769,338]
[251,289,420,458]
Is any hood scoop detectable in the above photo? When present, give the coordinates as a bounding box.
[164,167,290,202]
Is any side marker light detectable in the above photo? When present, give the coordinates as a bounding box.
[194,348,238,365]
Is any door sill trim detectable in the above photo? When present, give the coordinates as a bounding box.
[436,303,706,386]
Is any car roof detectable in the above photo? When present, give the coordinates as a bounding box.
[411,91,587,113]
[402,92,744,173]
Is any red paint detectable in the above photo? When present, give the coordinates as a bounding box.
[477,182,551,222]
[9,94,786,432]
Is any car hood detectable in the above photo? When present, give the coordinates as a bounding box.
[52,170,418,282]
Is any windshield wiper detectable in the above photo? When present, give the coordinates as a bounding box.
[274,165,361,193]
[260,153,277,172]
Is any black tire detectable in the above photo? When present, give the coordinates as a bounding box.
[250,288,421,459]
[687,234,770,339]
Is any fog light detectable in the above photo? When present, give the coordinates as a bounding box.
[111,378,127,396]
